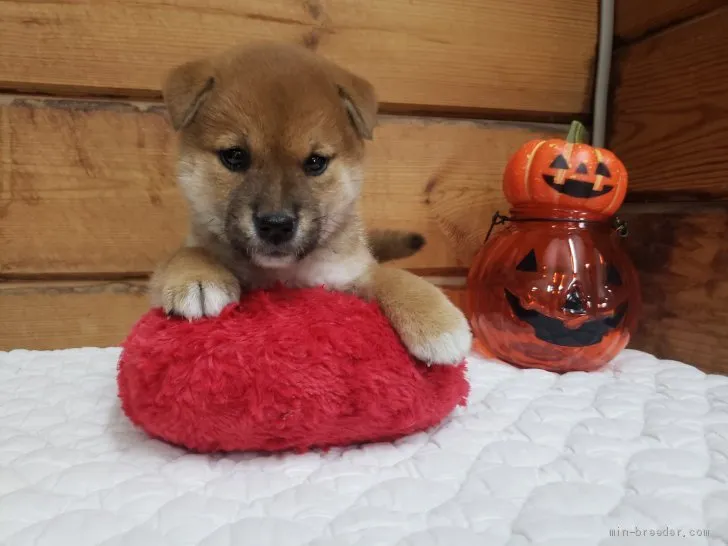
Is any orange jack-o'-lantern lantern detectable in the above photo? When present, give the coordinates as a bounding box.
[503,120,627,216]
[467,121,640,372]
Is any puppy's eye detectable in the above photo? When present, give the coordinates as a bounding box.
[302,154,329,176]
[218,147,251,172]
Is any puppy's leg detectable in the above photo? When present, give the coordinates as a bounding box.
[149,246,240,319]
[358,265,472,365]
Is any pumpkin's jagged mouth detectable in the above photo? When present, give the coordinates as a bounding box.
[542,174,614,199]
[505,290,627,347]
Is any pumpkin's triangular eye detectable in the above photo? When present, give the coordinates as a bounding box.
[516,249,538,272]
[606,263,622,286]
[549,155,569,169]
[596,163,611,177]
[575,162,588,174]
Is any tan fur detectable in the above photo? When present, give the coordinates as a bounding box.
[354,265,472,364]
[150,247,240,319]
[153,41,471,364]
[368,230,426,263]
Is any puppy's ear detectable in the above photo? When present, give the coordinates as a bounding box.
[162,58,215,131]
[333,70,378,140]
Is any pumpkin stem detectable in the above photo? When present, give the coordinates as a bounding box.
[566,120,589,144]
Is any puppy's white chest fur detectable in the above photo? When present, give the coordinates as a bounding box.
[250,248,372,291]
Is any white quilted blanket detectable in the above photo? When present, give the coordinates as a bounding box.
[1,348,727,546]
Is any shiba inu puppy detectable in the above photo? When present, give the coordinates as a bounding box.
[151,42,471,364]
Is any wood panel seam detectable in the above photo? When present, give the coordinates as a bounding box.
[0,93,577,128]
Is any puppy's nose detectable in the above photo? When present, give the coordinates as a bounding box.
[254,212,298,245]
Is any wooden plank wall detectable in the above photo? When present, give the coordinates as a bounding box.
[0,0,598,350]
[610,2,728,374]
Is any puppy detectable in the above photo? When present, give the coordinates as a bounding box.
[150,42,472,364]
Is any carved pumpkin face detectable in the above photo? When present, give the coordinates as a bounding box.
[503,123,628,217]
[504,245,628,348]
[467,220,640,372]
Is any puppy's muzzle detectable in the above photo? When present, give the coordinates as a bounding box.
[254,211,298,245]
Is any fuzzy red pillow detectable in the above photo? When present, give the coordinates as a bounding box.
[117,286,469,453]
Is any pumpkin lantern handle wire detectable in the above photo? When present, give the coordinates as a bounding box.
[484,211,510,242]
[483,211,631,243]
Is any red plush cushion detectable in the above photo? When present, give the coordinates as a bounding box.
[117,286,469,453]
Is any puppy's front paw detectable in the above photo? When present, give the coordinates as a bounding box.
[404,321,472,365]
[398,307,472,365]
[362,264,473,365]
[162,277,240,320]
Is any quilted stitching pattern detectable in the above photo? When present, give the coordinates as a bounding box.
[1,348,727,545]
